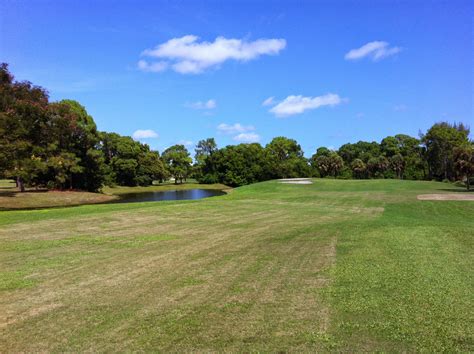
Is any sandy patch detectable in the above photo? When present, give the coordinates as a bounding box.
[278,178,313,185]
[417,193,474,201]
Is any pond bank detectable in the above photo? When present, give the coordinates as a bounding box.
[0,181,229,210]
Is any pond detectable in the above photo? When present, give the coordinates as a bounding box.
[113,188,226,204]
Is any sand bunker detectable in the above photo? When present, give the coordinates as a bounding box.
[278,178,313,185]
[417,193,474,201]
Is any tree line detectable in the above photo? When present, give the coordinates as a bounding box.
[1,63,473,191]
[0,64,169,192]
[194,127,473,190]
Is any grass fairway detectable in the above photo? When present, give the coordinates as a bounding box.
[0,179,472,351]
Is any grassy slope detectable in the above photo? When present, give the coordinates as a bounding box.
[0,179,472,351]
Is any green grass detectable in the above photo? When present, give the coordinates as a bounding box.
[0,179,16,188]
[0,179,472,351]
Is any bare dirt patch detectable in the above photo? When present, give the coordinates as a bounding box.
[417,193,474,201]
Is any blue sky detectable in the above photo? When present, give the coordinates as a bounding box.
[1,0,472,155]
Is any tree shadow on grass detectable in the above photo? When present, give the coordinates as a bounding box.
[0,199,111,211]
[0,191,119,211]
[0,191,18,197]
[0,189,49,197]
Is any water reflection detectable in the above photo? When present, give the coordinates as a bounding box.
[114,189,225,203]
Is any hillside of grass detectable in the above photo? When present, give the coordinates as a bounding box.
[0,179,472,351]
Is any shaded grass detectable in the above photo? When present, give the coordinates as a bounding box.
[0,178,472,351]
[0,189,117,211]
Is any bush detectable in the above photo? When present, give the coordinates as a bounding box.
[311,169,321,178]
[198,173,219,184]
[337,167,353,180]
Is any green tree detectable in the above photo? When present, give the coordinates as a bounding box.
[310,148,344,178]
[367,156,389,178]
[136,149,168,186]
[86,130,165,188]
[0,63,50,191]
[310,148,329,177]
[338,141,381,165]
[195,138,217,164]
[194,138,217,181]
[265,137,309,178]
[422,122,470,181]
[351,158,367,179]
[162,145,192,184]
[311,147,330,177]
[390,153,405,179]
[49,100,106,191]
[208,143,269,186]
[381,134,426,180]
[453,144,474,190]
[380,136,401,157]
[47,152,83,189]
[328,152,344,177]
[10,154,47,192]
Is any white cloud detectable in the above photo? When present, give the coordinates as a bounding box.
[233,132,260,143]
[137,59,168,72]
[132,129,159,140]
[217,123,260,143]
[139,35,287,74]
[262,97,275,106]
[187,99,217,110]
[345,41,401,61]
[205,99,217,109]
[217,123,255,135]
[178,140,194,147]
[269,93,342,117]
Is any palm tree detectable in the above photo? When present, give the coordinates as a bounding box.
[351,158,366,179]
[390,153,405,179]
